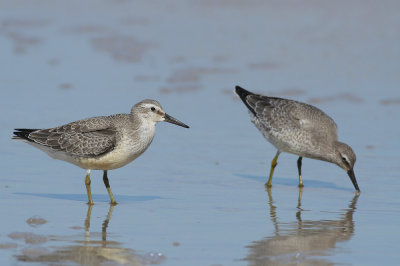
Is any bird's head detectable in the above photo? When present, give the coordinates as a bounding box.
[132,99,189,128]
[334,141,359,192]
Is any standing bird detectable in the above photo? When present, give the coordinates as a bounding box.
[13,99,189,205]
[235,86,359,192]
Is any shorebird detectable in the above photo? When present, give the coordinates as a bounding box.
[235,86,360,192]
[13,99,189,205]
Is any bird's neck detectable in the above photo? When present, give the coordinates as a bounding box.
[123,116,156,155]
[139,119,156,136]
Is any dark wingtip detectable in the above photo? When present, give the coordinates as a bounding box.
[12,128,39,141]
[235,86,257,116]
[235,86,253,99]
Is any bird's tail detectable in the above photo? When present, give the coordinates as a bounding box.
[12,128,39,141]
[235,86,253,100]
[235,86,257,116]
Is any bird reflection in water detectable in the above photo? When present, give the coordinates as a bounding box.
[16,205,165,265]
[245,188,359,265]
[84,204,114,245]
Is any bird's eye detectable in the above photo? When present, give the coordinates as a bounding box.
[342,157,349,165]
[151,107,156,112]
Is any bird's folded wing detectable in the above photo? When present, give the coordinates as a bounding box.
[247,95,293,130]
[289,104,338,143]
[28,117,117,157]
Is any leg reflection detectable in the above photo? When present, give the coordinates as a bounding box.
[102,204,115,244]
[85,204,93,241]
[83,204,116,246]
[266,187,278,233]
[296,187,303,222]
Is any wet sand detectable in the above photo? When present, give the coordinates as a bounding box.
[1,0,400,265]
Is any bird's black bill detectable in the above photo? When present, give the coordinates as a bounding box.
[164,113,189,128]
[347,169,360,192]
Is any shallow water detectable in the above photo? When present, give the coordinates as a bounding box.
[1,0,400,265]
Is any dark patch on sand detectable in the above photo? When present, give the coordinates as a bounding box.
[121,17,151,26]
[8,232,47,244]
[380,98,400,106]
[59,83,73,90]
[91,35,153,63]
[169,56,186,63]
[62,25,110,34]
[0,18,48,29]
[0,243,18,249]
[213,55,230,63]
[248,62,281,70]
[2,31,43,54]
[167,67,237,84]
[26,216,47,227]
[135,75,161,82]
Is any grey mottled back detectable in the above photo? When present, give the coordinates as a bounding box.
[27,116,119,158]
[246,94,338,145]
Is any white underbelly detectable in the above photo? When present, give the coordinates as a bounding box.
[74,149,137,170]
[75,135,154,170]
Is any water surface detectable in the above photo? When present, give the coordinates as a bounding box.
[1,0,399,265]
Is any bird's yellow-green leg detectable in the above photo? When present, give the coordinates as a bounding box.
[85,169,94,205]
[103,170,117,205]
[266,151,280,187]
[297,157,304,187]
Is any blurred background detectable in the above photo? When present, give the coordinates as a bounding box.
[0,1,399,265]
